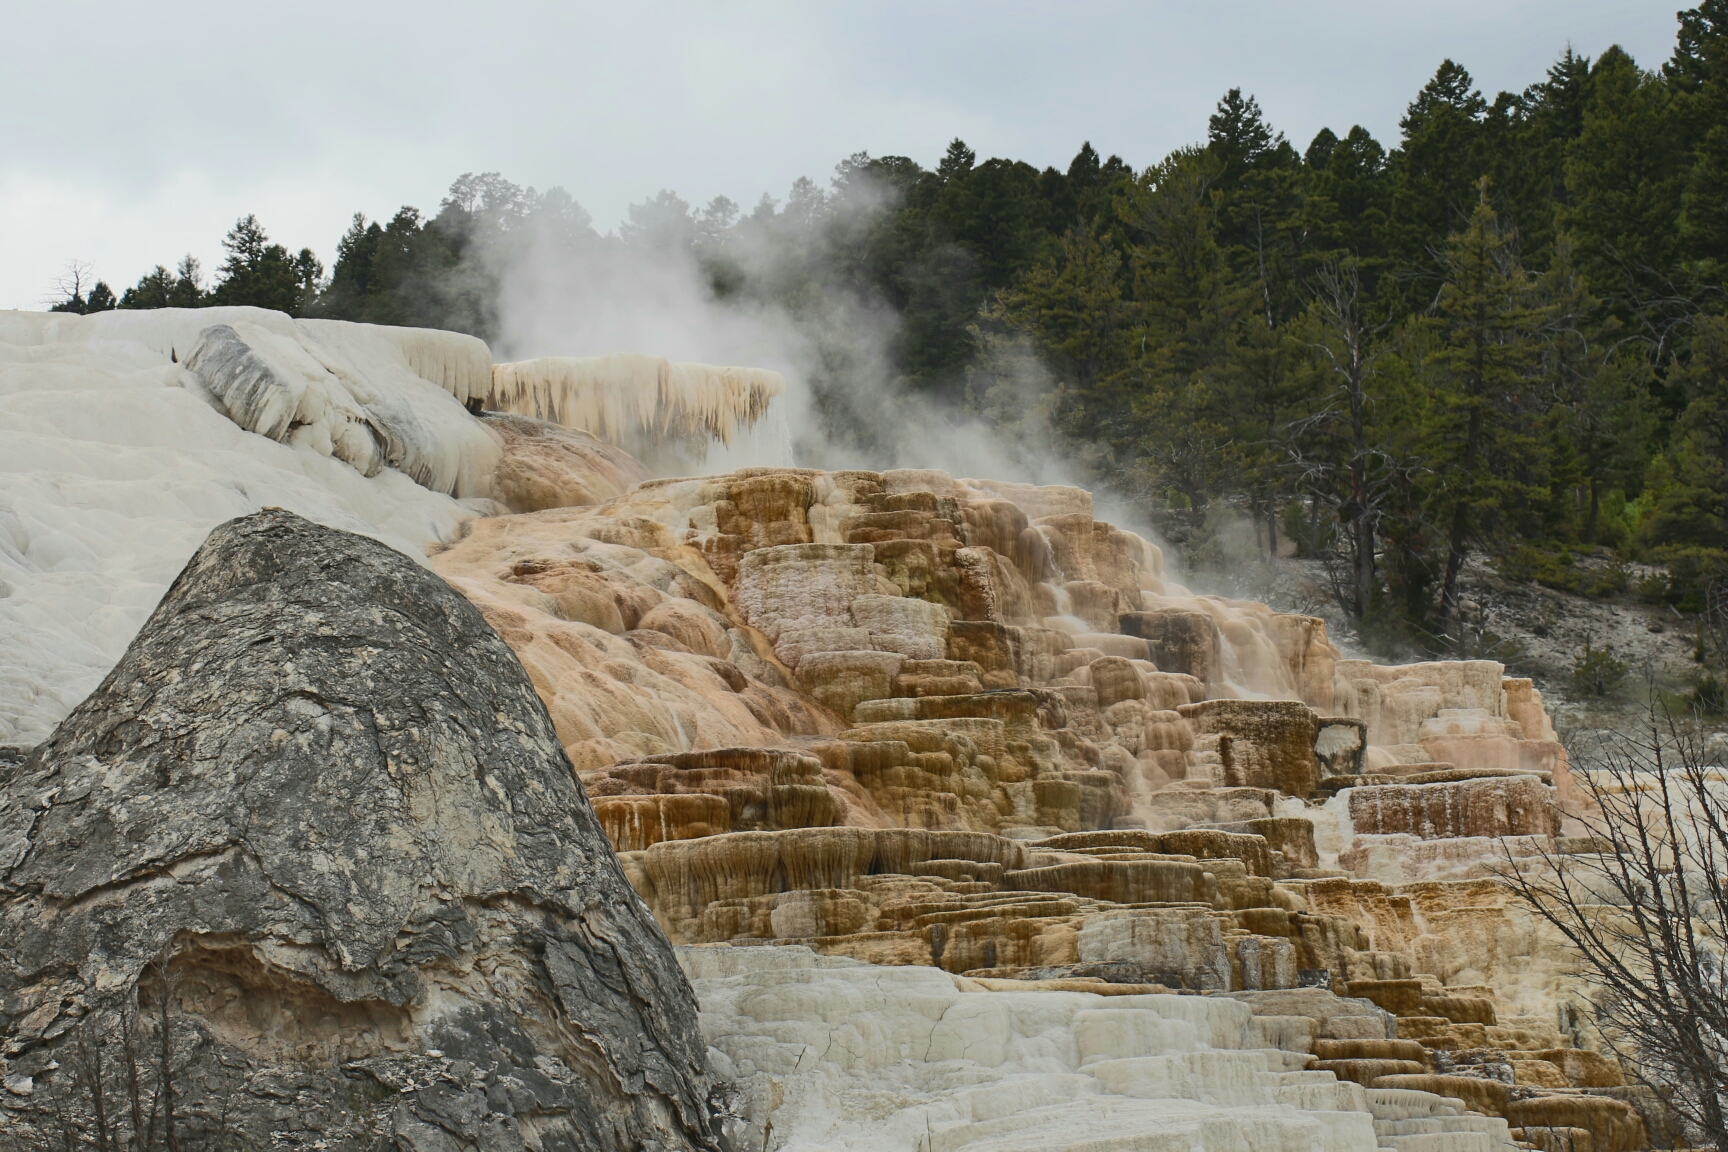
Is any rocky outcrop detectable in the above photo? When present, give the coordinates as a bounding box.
[0,511,714,1151]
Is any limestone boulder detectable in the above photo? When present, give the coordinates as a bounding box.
[1334,659,1508,746]
[638,598,733,659]
[1268,612,1338,711]
[1504,1098,1647,1152]
[1076,908,1232,990]
[774,625,871,667]
[1316,716,1368,777]
[1035,513,1101,582]
[946,619,1024,688]
[432,510,820,769]
[588,747,836,841]
[713,472,817,551]
[893,659,985,698]
[850,593,951,659]
[596,793,732,850]
[0,510,714,1151]
[954,545,1037,623]
[1090,656,1146,708]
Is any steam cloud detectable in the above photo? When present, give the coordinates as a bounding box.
[485,176,1101,492]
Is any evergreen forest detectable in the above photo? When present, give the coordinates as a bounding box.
[52,2,1728,660]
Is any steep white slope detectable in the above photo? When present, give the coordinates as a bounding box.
[0,308,479,746]
[686,946,1514,1152]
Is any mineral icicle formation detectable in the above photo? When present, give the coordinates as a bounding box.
[0,510,715,1150]
[0,307,1670,1149]
[488,353,784,447]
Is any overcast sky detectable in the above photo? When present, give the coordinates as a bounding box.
[0,1,1685,310]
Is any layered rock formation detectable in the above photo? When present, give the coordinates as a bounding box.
[419,462,1652,1145]
[0,511,714,1150]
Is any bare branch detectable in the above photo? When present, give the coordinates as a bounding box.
[1499,701,1728,1145]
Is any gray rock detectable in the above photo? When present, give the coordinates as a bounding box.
[0,509,715,1150]
[184,323,309,444]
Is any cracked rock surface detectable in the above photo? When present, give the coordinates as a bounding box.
[0,509,714,1151]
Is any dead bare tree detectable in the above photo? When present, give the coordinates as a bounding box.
[1285,259,1418,631]
[1500,707,1728,1148]
[43,261,97,313]
[1703,577,1728,674]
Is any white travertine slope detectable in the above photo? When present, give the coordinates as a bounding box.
[0,308,484,745]
[686,946,1516,1152]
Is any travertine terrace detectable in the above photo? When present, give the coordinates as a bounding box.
[429,456,1651,1145]
[0,308,1665,1150]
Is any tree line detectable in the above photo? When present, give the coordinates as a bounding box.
[53,2,1728,663]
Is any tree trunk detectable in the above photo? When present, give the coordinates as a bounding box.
[1347,337,1373,625]
[1439,402,1484,651]
[1354,511,1375,625]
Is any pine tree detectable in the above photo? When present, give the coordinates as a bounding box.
[209,215,322,314]
[1291,260,1403,628]
[937,139,976,183]
[938,158,1052,290]
[1539,236,1654,545]
[1123,148,1244,382]
[1222,312,1311,557]
[82,281,117,312]
[119,266,177,309]
[1430,184,1550,643]
[1386,61,1489,299]
[992,222,1137,426]
[1306,126,1391,269]
[619,190,696,255]
[1644,313,1728,556]
[117,255,204,310]
[1668,2,1728,274]
[1493,48,1593,272]
[1207,89,1293,190]
[315,213,384,319]
[46,262,110,314]
[1561,47,1686,300]
[170,256,204,307]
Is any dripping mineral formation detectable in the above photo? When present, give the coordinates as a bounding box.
[0,307,1671,1150]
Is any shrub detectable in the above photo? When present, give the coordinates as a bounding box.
[1652,546,1728,613]
[1495,543,1580,592]
[1571,639,1629,698]
[1692,671,1728,716]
